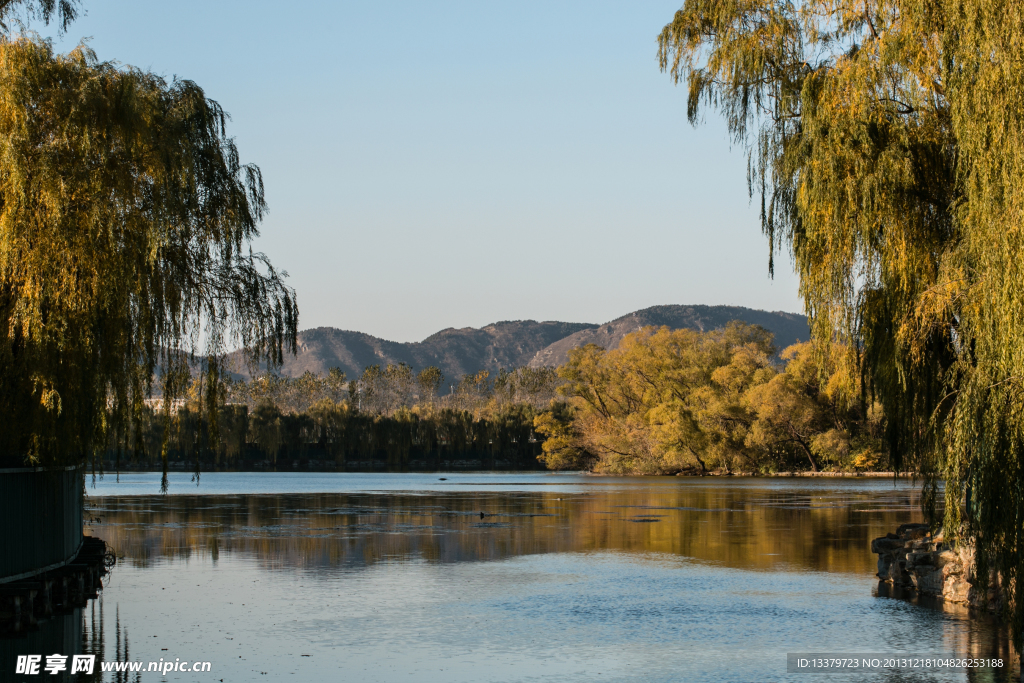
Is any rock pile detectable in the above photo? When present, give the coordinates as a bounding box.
[872,523,1004,611]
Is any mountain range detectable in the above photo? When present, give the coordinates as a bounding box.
[231,304,809,383]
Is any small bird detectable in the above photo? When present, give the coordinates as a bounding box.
[438,477,447,481]
[479,512,486,519]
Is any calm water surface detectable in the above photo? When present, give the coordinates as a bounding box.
[10,473,1019,682]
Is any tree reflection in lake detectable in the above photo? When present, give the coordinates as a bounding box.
[90,479,922,575]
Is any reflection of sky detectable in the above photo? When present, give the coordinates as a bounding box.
[86,550,1014,682]
[85,472,601,496]
[84,471,929,497]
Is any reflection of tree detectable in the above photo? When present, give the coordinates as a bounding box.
[875,583,1019,680]
[0,596,141,683]
[76,599,141,683]
[90,486,924,576]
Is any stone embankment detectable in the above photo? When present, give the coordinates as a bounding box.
[0,536,114,636]
[872,523,1004,611]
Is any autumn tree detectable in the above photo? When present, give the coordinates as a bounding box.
[248,402,284,465]
[542,324,884,475]
[416,366,445,406]
[547,323,774,474]
[227,369,346,414]
[534,402,592,470]
[745,342,886,471]
[448,370,491,414]
[360,363,415,416]
[493,367,560,410]
[305,399,348,459]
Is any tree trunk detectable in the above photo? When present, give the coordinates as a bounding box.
[687,446,707,476]
[786,423,818,472]
[801,444,819,472]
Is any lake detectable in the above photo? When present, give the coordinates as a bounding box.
[6,473,1018,682]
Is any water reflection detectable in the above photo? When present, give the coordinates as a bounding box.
[16,477,1008,682]
[89,480,923,575]
[0,611,80,682]
[875,583,1019,677]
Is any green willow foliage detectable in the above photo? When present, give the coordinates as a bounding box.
[0,37,297,469]
[658,0,1024,641]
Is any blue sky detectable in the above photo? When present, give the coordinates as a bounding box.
[43,0,802,342]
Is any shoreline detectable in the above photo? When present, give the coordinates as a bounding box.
[584,470,901,478]
[86,466,904,478]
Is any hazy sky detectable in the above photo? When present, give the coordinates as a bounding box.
[44,0,802,343]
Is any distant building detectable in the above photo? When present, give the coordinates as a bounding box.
[142,397,188,414]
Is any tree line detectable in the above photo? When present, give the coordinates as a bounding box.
[107,323,890,477]
[104,365,561,471]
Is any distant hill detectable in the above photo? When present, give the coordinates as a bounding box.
[231,305,808,383]
[229,320,597,384]
[527,305,809,368]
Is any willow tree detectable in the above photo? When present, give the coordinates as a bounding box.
[0,0,78,33]
[0,37,297,471]
[658,0,1024,644]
